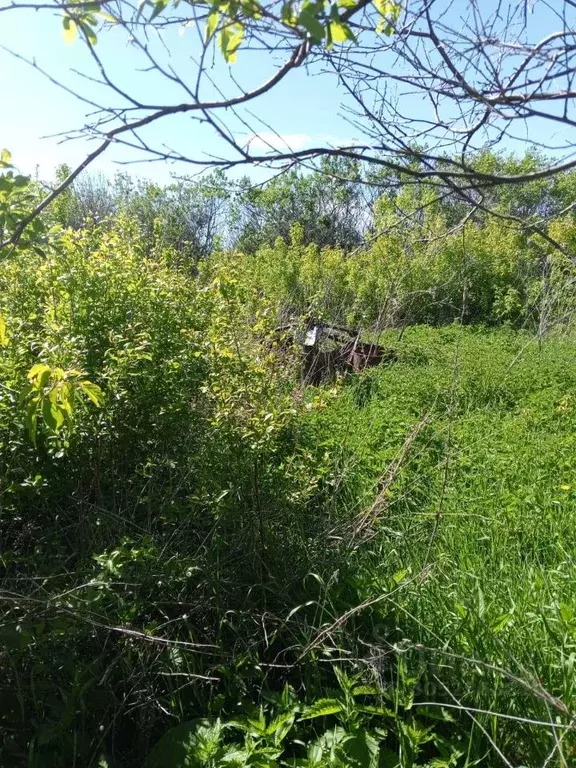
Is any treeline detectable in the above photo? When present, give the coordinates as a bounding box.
[49,150,576,331]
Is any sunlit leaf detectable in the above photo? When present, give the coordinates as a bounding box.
[0,315,7,347]
[42,398,64,432]
[62,16,78,44]
[206,10,220,41]
[78,19,98,45]
[27,363,51,384]
[299,698,344,720]
[80,379,104,407]
[329,20,356,43]
[219,24,244,63]
[0,148,12,169]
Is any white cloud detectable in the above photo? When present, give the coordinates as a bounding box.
[240,131,362,154]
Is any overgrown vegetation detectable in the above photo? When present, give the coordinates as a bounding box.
[1,150,576,766]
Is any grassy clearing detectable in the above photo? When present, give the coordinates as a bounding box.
[302,326,576,764]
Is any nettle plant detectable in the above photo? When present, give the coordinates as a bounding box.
[143,666,456,768]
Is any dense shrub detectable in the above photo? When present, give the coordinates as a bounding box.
[232,216,576,331]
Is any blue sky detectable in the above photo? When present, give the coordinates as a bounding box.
[0,7,358,183]
[0,1,573,184]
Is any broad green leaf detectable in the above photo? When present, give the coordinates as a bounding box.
[219,25,244,63]
[373,0,398,16]
[265,711,296,744]
[355,704,396,717]
[62,16,78,44]
[329,20,356,43]
[78,19,98,45]
[342,728,381,768]
[491,612,513,632]
[392,568,409,584]
[80,379,103,407]
[240,0,262,19]
[299,698,344,720]
[59,382,74,415]
[351,684,381,696]
[297,8,325,42]
[373,0,399,35]
[27,363,51,383]
[560,602,574,624]
[0,315,7,347]
[42,398,64,432]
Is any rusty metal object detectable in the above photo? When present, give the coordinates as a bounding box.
[347,339,397,373]
[272,318,396,385]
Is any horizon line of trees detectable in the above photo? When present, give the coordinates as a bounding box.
[48,148,576,267]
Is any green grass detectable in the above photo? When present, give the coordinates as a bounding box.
[296,325,576,764]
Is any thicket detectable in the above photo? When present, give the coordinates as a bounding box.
[1,150,576,766]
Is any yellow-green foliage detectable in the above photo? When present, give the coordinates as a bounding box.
[226,214,575,330]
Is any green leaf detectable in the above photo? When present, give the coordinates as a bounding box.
[240,0,262,20]
[0,314,7,347]
[265,711,296,744]
[0,148,12,168]
[150,0,169,21]
[27,364,51,384]
[559,602,574,624]
[373,0,397,16]
[98,10,118,22]
[373,0,399,35]
[299,698,344,720]
[78,19,98,45]
[219,25,245,63]
[42,398,64,432]
[80,379,103,407]
[281,1,297,25]
[343,728,381,768]
[146,719,224,768]
[329,20,356,43]
[25,399,39,447]
[206,10,220,41]
[491,612,513,633]
[297,8,326,42]
[62,16,78,44]
[355,704,396,718]
[351,684,381,696]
